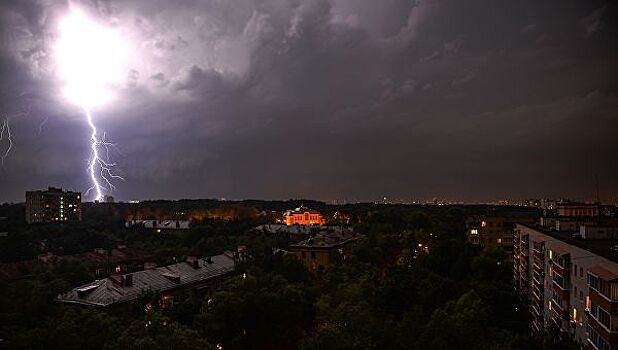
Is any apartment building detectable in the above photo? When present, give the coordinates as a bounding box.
[288,230,362,271]
[514,223,618,349]
[466,213,538,260]
[58,253,236,307]
[25,187,82,224]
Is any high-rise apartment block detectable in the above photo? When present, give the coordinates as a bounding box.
[25,187,82,224]
[514,222,618,349]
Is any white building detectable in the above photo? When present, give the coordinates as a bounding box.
[125,220,190,230]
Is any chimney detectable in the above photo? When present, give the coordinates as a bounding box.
[94,248,107,255]
[122,274,133,286]
[187,256,200,268]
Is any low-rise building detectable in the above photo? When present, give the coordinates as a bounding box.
[555,218,596,233]
[254,224,353,238]
[288,230,362,271]
[557,203,601,218]
[1,247,149,280]
[580,225,618,240]
[255,224,313,235]
[61,247,148,278]
[125,219,190,231]
[540,217,558,229]
[514,223,618,348]
[58,253,235,307]
[283,206,326,226]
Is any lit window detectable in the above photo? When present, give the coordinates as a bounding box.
[481,221,487,227]
[470,229,478,235]
[497,238,502,244]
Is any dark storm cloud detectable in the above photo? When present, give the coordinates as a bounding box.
[0,0,617,203]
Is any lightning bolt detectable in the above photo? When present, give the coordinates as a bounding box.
[84,108,124,201]
[0,106,32,166]
[37,116,48,136]
[0,118,14,166]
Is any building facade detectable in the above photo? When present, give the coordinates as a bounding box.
[25,187,82,224]
[125,219,190,231]
[466,214,537,260]
[514,223,618,349]
[283,206,326,226]
[288,230,362,271]
[58,253,236,307]
[557,203,601,218]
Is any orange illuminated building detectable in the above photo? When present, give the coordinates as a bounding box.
[284,206,326,226]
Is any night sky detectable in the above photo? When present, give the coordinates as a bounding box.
[0,0,616,203]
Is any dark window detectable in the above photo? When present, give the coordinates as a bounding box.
[589,274,600,291]
[588,325,611,350]
[598,307,611,329]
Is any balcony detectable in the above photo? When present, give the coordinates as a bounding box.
[553,278,569,292]
[520,270,528,281]
[550,303,569,320]
[533,261,544,272]
[532,274,543,286]
[588,266,618,303]
[531,302,543,317]
[531,288,542,302]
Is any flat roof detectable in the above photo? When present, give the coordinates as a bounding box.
[518,223,618,264]
[57,253,235,307]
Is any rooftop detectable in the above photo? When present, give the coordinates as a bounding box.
[519,223,618,264]
[0,248,146,280]
[284,206,321,216]
[289,229,362,249]
[26,187,81,195]
[255,224,352,235]
[57,253,235,307]
[61,248,139,267]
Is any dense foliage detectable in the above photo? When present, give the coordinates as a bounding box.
[0,202,574,349]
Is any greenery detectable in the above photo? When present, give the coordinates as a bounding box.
[0,201,574,349]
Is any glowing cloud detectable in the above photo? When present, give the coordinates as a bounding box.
[55,9,128,108]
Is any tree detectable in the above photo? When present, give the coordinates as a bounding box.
[418,291,490,349]
[107,313,211,350]
[197,270,314,350]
